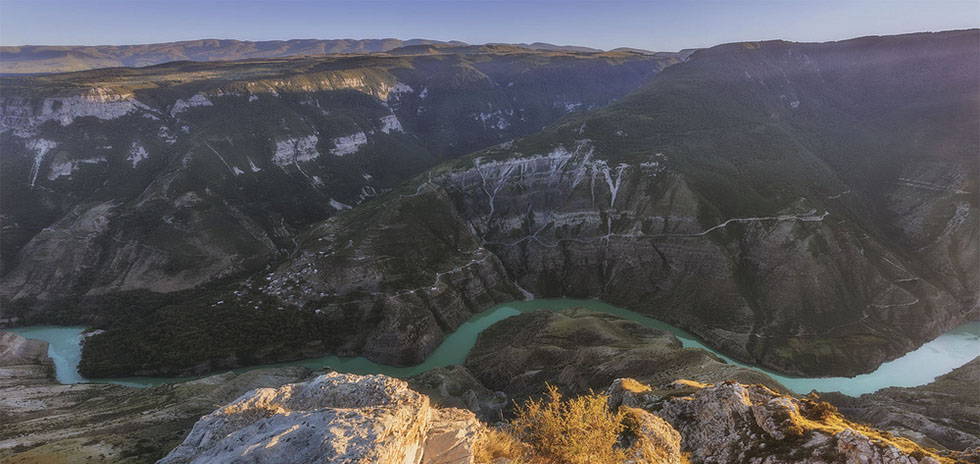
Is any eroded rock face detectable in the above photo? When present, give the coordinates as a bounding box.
[1,49,669,301]
[409,365,509,422]
[159,372,482,464]
[0,331,53,387]
[656,380,944,464]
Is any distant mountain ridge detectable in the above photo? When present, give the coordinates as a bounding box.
[0,38,680,74]
[0,38,466,74]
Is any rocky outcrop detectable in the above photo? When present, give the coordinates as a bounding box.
[0,331,53,387]
[463,308,784,401]
[159,372,482,464]
[656,380,947,464]
[409,365,509,421]
[619,406,686,464]
[823,357,980,452]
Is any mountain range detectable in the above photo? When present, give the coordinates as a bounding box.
[0,28,978,464]
[0,38,667,75]
[0,30,976,383]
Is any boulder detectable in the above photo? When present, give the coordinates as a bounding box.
[159,372,482,464]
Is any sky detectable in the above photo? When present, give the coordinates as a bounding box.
[1,0,977,51]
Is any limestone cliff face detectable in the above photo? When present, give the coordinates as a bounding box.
[437,138,973,377]
[0,49,670,304]
[12,31,976,381]
[159,372,483,464]
[248,31,978,379]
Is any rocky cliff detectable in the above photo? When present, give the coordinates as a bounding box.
[0,48,673,309]
[227,30,978,379]
[5,31,977,381]
[0,331,53,387]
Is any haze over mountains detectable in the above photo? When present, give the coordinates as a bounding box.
[0,38,666,75]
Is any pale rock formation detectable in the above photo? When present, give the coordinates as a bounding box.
[0,88,154,139]
[127,141,150,167]
[159,372,482,464]
[170,94,214,116]
[330,132,368,156]
[380,113,404,133]
[273,135,320,166]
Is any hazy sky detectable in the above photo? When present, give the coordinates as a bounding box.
[1,0,977,51]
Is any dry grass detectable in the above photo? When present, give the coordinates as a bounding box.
[790,393,952,463]
[474,427,531,464]
[474,385,657,464]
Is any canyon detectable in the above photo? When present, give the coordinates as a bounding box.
[0,29,977,463]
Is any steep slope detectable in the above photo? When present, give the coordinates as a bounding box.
[422,30,979,376]
[171,30,977,379]
[13,30,977,380]
[0,49,675,310]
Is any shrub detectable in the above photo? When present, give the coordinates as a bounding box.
[802,399,839,422]
[475,384,629,464]
[474,427,530,464]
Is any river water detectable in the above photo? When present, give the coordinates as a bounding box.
[7,298,979,396]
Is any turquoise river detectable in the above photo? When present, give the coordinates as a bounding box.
[7,298,979,396]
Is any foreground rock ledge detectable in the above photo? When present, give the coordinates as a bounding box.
[162,371,958,464]
[158,372,482,464]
